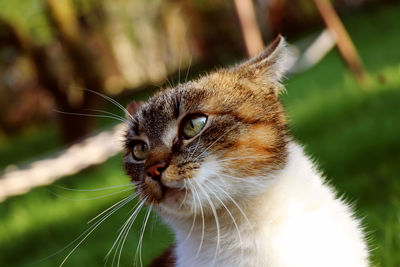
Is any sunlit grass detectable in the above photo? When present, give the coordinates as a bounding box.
[0,155,173,266]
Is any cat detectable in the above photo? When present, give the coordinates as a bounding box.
[123,35,369,267]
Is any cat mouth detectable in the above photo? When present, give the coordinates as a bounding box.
[141,177,184,203]
[164,186,185,201]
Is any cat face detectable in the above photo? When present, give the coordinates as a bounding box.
[123,36,290,217]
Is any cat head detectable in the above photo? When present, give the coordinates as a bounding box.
[123,36,291,217]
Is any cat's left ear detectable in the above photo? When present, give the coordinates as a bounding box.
[126,101,145,118]
[235,35,292,90]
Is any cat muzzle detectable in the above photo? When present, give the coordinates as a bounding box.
[145,161,167,180]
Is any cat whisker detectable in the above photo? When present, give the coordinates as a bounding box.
[178,53,182,84]
[185,54,193,83]
[178,180,189,209]
[135,203,153,267]
[58,194,136,266]
[194,124,239,161]
[206,177,252,229]
[112,200,145,267]
[53,109,131,125]
[48,187,134,202]
[36,195,133,265]
[213,155,263,163]
[103,197,143,266]
[202,182,244,265]
[87,192,139,224]
[184,180,197,241]
[161,72,174,88]
[108,209,134,266]
[186,135,202,162]
[78,88,136,122]
[187,179,205,258]
[216,171,266,186]
[86,108,130,124]
[117,197,148,267]
[53,183,134,192]
[194,180,221,262]
[115,199,140,234]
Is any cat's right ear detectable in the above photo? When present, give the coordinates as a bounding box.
[126,101,145,118]
[234,35,293,88]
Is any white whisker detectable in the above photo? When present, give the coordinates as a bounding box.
[48,187,134,201]
[162,72,174,88]
[36,195,133,265]
[214,156,262,163]
[117,197,148,267]
[108,210,134,267]
[206,175,252,228]
[103,198,142,265]
[87,192,139,224]
[185,54,193,82]
[53,109,130,125]
[58,194,136,266]
[219,173,265,186]
[179,180,189,209]
[185,180,197,241]
[194,180,220,262]
[194,124,239,161]
[54,183,134,192]
[178,53,182,84]
[187,135,202,162]
[136,203,153,267]
[86,109,130,123]
[202,182,244,264]
[185,181,197,241]
[79,88,136,122]
[187,179,204,258]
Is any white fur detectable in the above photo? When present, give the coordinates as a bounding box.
[159,141,369,267]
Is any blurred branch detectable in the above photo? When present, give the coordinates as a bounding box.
[0,124,125,202]
[233,0,264,57]
[44,0,105,98]
[289,29,336,73]
[312,0,368,85]
[43,0,113,143]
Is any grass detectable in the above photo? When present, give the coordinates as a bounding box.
[0,155,173,266]
[1,2,400,266]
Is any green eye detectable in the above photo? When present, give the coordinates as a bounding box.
[181,114,207,139]
[132,141,149,161]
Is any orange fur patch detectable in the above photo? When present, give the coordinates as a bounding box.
[222,122,281,176]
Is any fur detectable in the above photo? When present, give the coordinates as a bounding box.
[123,36,369,266]
[167,142,368,267]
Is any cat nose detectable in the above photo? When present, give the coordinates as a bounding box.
[145,161,167,179]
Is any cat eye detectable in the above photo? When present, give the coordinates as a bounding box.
[131,140,149,161]
[181,114,207,139]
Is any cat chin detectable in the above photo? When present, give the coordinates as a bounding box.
[161,177,185,189]
[157,199,193,218]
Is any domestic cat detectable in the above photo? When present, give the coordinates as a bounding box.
[123,36,369,267]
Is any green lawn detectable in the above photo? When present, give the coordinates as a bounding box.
[1,3,400,266]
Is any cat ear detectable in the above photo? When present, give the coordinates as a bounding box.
[126,101,145,118]
[236,35,292,88]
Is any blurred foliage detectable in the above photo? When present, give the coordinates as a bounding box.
[0,2,400,266]
[1,0,394,142]
[0,0,255,145]
[0,0,53,44]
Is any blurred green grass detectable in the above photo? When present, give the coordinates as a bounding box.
[1,2,400,266]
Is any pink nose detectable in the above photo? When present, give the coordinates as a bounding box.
[146,162,166,179]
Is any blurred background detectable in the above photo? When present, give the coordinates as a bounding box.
[0,0,399,266]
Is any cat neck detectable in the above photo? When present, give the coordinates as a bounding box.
[167,141,333,266]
